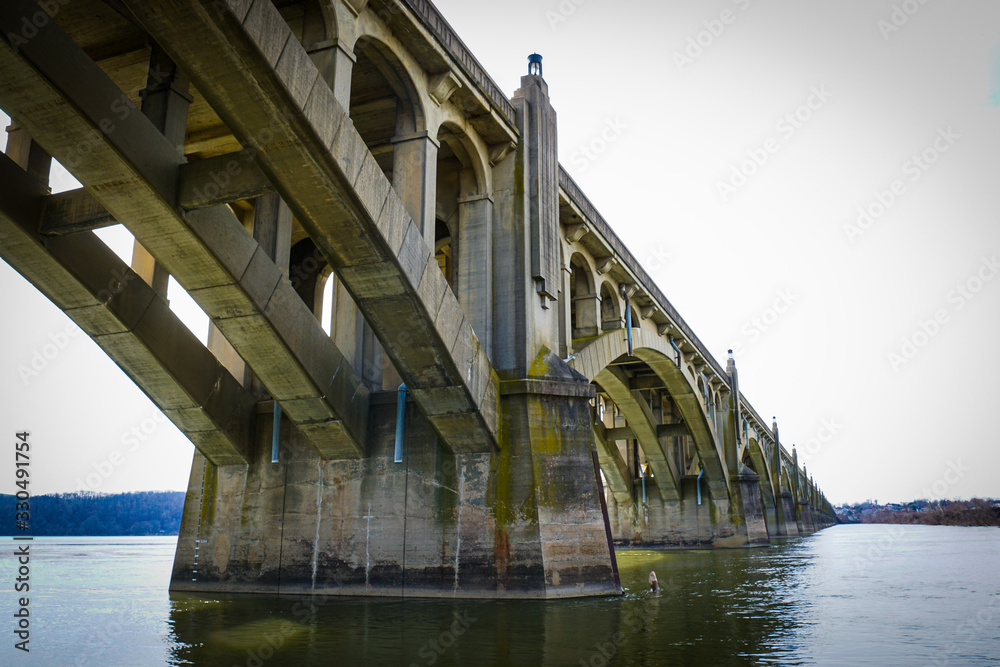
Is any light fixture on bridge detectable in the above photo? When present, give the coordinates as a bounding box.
[528,53,543,76]
[728,348,734,360]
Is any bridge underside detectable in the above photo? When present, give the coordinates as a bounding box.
[0,0,835,599]
[580,344,835,549]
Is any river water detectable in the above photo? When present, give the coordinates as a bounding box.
[1,524,998,666]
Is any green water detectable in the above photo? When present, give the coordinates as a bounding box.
[2,525,998,665]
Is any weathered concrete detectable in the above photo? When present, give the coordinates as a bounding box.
[173,353,617,598]
[0,1,370,459]
[121,0,501,454]
[0,152,253,465]
[0,0,836,599]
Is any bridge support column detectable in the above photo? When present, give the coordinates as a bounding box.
[609,472,757,548]
[762,495,779,538]
[496,373,620,596]
[729,467,770,546]
[308,40,355,109]
[777,490,800,536]
[797,500,818,535]
[171,354,618,598]
[455,193,493,356]
[4,120,50,186]
[392,132,439,243]
[131,44,190,301]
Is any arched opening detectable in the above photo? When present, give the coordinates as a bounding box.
[434,121,492,350]
[318,266,335,335]
[568,329,733,510]
[346,37,426,389]
[276,0,333,46]
[593,353,687,506]
[600,283,621,331]
[569,255,598,340]
[349,37,424,181]
[289,237,328,317]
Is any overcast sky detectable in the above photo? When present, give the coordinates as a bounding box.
[2,0,998,504]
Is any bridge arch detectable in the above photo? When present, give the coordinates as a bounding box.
[277,0,338,45]
[599,281,621,331]
[349,36,427,168]
[436,121,489,198]
[570,329,729,500]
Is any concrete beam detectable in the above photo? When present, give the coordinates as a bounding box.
[0,153,252,465]
[595,366,680,501]
[121,0,499,453]
[36,151,276,231]
[0,2,368,459]
[606,422,690,440]
[177,150,274,208]
[39,188,117,236]
[592,422,632,505]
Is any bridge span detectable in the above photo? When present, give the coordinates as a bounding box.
[0,0,835,598]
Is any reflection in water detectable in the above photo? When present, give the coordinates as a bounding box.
[6,527,998,666]
[168,543,813,666]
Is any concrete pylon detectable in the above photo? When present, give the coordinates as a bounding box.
[717,351,771,546]
[171,352,619,598]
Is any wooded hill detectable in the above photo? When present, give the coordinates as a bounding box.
[0,491,185,535]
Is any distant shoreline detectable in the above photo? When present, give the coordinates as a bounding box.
[0,491,184,537]
[849,504,1000,528]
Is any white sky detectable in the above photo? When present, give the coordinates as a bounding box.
[2,0,999,504]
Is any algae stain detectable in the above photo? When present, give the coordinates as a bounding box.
[200,464,219,531]
[209,618,308,650]
[528,346,552,378]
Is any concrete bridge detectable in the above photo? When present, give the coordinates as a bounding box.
[0,0,835,598]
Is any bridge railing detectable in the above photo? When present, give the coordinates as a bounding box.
[558,166,728,384]
[398,0,518,127]
[559,167,824,499]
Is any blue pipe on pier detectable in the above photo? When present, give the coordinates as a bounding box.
[394,383,407,463]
